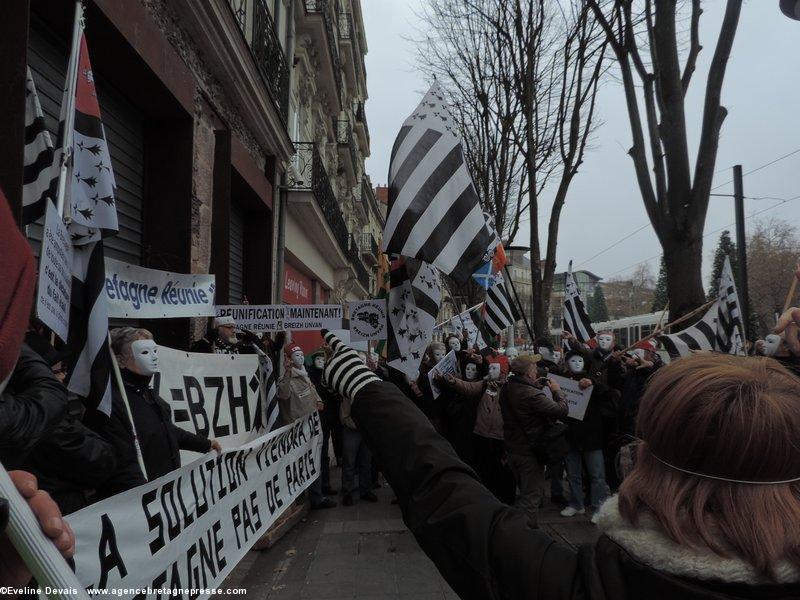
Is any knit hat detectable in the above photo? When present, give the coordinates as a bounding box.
[214,315,236,328]
[634,339,657,352]
[0,190,36,383]
[285,344,303,357]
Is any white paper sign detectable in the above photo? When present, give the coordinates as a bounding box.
[105,258,216,318]
[427,350,460,399]
[545,373,593,421]
[152,346,270,462]
[215,304,343,332]
[66,413,322,599]
[348,299,387,341]
[36,201,74,342]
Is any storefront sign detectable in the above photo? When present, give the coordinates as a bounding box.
[36,201,73,342]
[348,300,387,341]
[105,259,216,319]
[215,305,343,332]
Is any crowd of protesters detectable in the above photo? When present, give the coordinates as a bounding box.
[5,175,800,599]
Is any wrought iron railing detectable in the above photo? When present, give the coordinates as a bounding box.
[362,177,380,220]
[338,11,352,40]
[360,232,378,257]
[353,101,370,147]
[336,118,358,171]
[304,0,342,103]
[287,142,351,258]
[349,235,371,291]
[227,0,290,122]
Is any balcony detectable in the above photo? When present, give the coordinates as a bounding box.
[286,141,351,267]
[299,0,342,109]
[349,235,371,292]
[335,118,358,180]
[362,177,381,223]
[360,233,379,265]
[338,11,367,93]
[353,101,370,156]
[227,0,290,122]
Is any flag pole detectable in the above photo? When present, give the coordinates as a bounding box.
[54,0,83,222]
[782,265,800,313]
[108,334,148,481]
[503,264,535,344]
[620,298,716,354]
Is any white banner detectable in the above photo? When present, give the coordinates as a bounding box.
[427,350,459,399]
[348,299,387,341]
[214,304,343,332]
[66,413,322,599]
[546,373,593,421]
[152,347,270,462]
[105,258,216,319]
[36,201,73,342]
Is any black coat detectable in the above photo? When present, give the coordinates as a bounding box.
[0,344,67,467]
[86,370,211,497]
[351,380,799,600]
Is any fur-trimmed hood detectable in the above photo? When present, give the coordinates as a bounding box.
[594,495,800,585]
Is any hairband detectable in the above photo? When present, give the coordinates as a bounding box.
[635,438,800,485]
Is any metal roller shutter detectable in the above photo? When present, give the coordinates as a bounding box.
[229,202,245,303]
[25,21,145,265]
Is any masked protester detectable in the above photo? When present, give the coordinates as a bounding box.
[535,338,562,376]
[438,356,515,504]
[619,340,662,439]
[308,351,339,495]
[86,328,220,498]
[560,350,611,519]
[500,355,568,526]
[440,357,481,468]
[505,347,520,362]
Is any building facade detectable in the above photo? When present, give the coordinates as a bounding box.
[3,0,380,351]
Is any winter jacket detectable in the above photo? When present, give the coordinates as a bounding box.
[619,361,661,437]
[351,380,800,600]
[563,371,616,452]
[309,365,340,428]
[0,344,67,467]
[500,375,568,456]
[24,415,116,515]
[277,368,321,424]
[86,370,211,497]
[444,377,505,440]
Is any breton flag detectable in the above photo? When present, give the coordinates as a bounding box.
[483,272,519,337]
[383,82,494,284]
[60,18,119,416]
[252,348,280,434]
[658,256,745,359]
[387,256,441,379]
[22,68,58,225]
[451,309,487,350]
[562,263,596,343]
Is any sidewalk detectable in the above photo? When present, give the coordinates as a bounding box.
[222,467,600,599]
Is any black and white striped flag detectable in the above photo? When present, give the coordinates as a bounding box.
[252,348,280,435]
[383,82,494,284]
[562,263,596,343]
[659,257,745,358]
[387,256,441,379]
[22,68,58,225]
[483,273,519,337]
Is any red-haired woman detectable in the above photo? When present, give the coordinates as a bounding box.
[322,330,800,600]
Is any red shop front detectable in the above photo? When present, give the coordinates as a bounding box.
[283,262,325,354]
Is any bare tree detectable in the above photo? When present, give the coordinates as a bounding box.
[417,0,608,336]
[586,0,743,319]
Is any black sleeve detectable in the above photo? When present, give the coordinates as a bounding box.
[351,380,580,600]
[0,344,67,464]
[34,417,117,488]
[172,424,213,454]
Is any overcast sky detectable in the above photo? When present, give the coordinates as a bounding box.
[361,1,800,284]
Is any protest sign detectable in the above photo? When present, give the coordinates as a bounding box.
[427,350,459,399]
[36,201,73,342]
[152,347,270,461]
[66,413,322,599]
[105,258,216,319]
[546,374,593,421]
[215,304,343,332]
[348,299,387,341]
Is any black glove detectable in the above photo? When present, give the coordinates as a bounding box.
[321,330,381,402]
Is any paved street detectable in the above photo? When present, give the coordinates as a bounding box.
[223,468,600,599]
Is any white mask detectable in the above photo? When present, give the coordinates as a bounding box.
[598,334,614,352]
[567,355,584,374]
[291,350,305,368]
[538,347,555,363]
[464,363,478,380]
[131,339,159,376]
[487,363,501,380]
[448,338,461,353]
[505,347,519,360]
[313,356,325,370]
[764,334,782,357]
[553,351,562,363]
[433,349,446,363]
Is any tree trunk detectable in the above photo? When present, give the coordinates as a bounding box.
[662,228,706,321]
